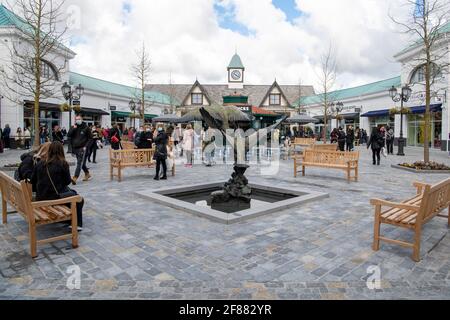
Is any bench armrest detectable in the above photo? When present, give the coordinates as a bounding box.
[370,198,420,212]
[32,196,82,208]
[413,182,430,194]
[347,160,358,165]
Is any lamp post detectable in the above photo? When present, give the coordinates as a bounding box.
[330,102,344,127]
[61,82,84,128]
[129,99,136,128]
[389,85,412,156]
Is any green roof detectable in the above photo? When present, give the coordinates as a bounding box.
[69,72,175,105]
[396,21,450,56]
[0,4,74,55]
[0,4,29,29]
[228,53,245,69]
[297,76,401,106]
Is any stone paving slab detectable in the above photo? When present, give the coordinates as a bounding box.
[0,146,449,300]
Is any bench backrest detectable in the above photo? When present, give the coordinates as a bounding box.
[122,141,136,150]
[303,150,360,165]
[310,144,338,152]
[294,138,316,146]
[0,172,32,221]
[109,148,155,165]
[419,178,450,224]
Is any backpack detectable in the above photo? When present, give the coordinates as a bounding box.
[134,133,141,147]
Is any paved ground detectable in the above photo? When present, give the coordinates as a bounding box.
[0,145,449,300]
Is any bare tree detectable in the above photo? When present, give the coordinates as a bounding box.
[168,72,177,114]
[0,0,69,146]
[131,42,151,122]
[316,45,338,143]
[297,78,304,114]
[390,0,450,162]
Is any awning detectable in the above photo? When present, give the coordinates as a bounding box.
[409,103,442,114]
[361,109,389,118]
[23,100,60,111]
[340,112,360,120]
[112,111,131,117]
[79,107,109,116]
[251,106,279,117]
[144,114,158,120]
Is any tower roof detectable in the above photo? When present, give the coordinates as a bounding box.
[228,53,245,69]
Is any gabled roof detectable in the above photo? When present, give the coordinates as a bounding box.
[298,76,401,106]
[148,83,315,108]
[228,53,245,69]
[69,72,173,105]
[259,80,292,107]
[181,80,212,105]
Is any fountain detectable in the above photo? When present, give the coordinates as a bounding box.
[136,106,329,224]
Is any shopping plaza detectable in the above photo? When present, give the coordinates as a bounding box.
[0,4,449,151]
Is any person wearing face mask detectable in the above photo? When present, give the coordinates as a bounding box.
[138,126,153,149]
[153,125,168,180]
[67,115,93,185]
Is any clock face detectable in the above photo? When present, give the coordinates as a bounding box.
[231,70,242,81]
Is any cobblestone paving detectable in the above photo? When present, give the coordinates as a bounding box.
[0,146,449,300]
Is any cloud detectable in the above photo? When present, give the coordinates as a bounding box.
[65,0,412,91]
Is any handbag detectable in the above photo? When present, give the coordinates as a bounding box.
[381,147,388,158]
[46,166,78,199]
[111,134,119,144]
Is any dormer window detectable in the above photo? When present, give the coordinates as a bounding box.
[269,94,281,106]
[191,93,203,105]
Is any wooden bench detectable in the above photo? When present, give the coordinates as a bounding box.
[122,141,137,150]
[294,149,359,182]
[309,144,338,152]
[291,138,316,158]
[371,178,450,262]
[0,172,82,258]
[109,148,176,182]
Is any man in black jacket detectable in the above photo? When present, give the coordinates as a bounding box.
[153,126,168,180]
[67,115,93,185]
[337,127,346,151]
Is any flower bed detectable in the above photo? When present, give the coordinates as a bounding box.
[399,161,450,171]
[392,161,450,174]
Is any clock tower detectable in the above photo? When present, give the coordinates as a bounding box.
[227,53,245,89]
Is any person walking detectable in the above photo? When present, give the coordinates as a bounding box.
[153,126,168,180]
[137,126,153,149]
[15,127,24,149]
[367,127,385,166]
[87,126,101,163]
[31,142,84,231]
[346,126,355,151]
[182,124,194,167]
[52,126,64,144]
[67,115,93,185]
[385,126,395,155]
[109,124,122,150]
[23,127,31,149]
[337,127,346,152]
[3,124,11,150]
[39,127,48,144]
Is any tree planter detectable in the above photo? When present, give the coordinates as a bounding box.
[391,164,450,174]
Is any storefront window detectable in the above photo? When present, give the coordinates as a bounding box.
[24,107,61,137]
[369,115,395,130]
[407,112,442,148]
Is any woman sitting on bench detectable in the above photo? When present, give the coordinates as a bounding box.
[31,142,84,231]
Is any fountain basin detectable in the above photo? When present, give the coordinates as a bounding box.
[136,182,329,224]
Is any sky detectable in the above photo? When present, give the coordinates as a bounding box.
[63,0,414,92]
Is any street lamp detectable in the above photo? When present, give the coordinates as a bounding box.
[389,84,412,156]
[330,102,344,127]
[129,99,136,128]
[61,82,84,128]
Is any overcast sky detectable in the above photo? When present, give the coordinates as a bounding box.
[64,0,413,91]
